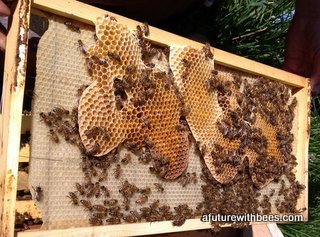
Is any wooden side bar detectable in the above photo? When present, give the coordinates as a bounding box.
[294,84,310,219]
[18,219,212,237]
[32,0,308,88]
[0,0,31,237]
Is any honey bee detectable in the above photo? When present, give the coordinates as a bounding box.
[269,189,275,197]
[143,136,154,148]
[48,129,59,143]
[106,217,121,224]
[141,116,151,129]
[180,105,191,117]
[109,15,117,22]
[130,210,141,222]
[64,21,80,33]
[143,22,150,36]
[181,70,189,79]
[52,106,69,116]
[80,199,92,210]
[39,112,52,126]
[123,75,135,90]
[89,217,102,226]
[67,192,79,205]
[115,95,124,110]
[85,126,101,139]
[91,55,107,65]
[31,186,43,202]
[108,51,121,63]
[85,184,95,198]
[91,212,106,219]
[154,71,166,79]
[100,186,110,198]
[121,153,132,165]
[123,140,139,152]
[125,65,137,74]
[92,204,106,212]
[122,199,130,211]
[94,182,101,198]
[136,194,148,205]
[77,40,87,54]
[139,187,151,196]
[85,142,100,156]
[114,164,121,179]
[108,205,121,217]
[136,25,143,39]
[105,199,118,207]
[172,215,186,226]
[98,170,108,182]
[150,199,160,210]
[146,62,155,68]
[181,58,191,68]
[202,42,213,59]
[123,214,136,223]
[297,207,307,213]
[154,183,164,193]
[75,182,85,196]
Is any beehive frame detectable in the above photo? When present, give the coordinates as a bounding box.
[0,0,309,237]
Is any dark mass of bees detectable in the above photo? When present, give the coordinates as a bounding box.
[36,15,306,229]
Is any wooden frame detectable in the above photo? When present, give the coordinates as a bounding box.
[0,0,310,236]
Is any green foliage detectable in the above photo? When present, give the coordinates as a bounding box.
[209,0,294,67]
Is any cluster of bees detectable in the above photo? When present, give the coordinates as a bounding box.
[39,98,199,226]
[15,211,42,231]
[35,16,306,230]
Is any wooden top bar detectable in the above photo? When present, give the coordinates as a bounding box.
[32,0,308,88]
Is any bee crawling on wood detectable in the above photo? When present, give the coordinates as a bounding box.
[136,25,143,39]
[32,186,43,202]
[143,22,150,36]
[64,21,80,33]
[202,42,213,59]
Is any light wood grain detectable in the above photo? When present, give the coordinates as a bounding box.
[0,0,31,236]
[2,1,308,237]
[32,0,308,88]
[294,85,310,220]
[18,219,212,237]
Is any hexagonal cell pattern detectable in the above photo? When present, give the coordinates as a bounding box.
[78,16,189,179]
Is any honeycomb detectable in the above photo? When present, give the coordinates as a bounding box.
[78,16,189,179]
[170,46,295,187]
[29,14,304,230]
